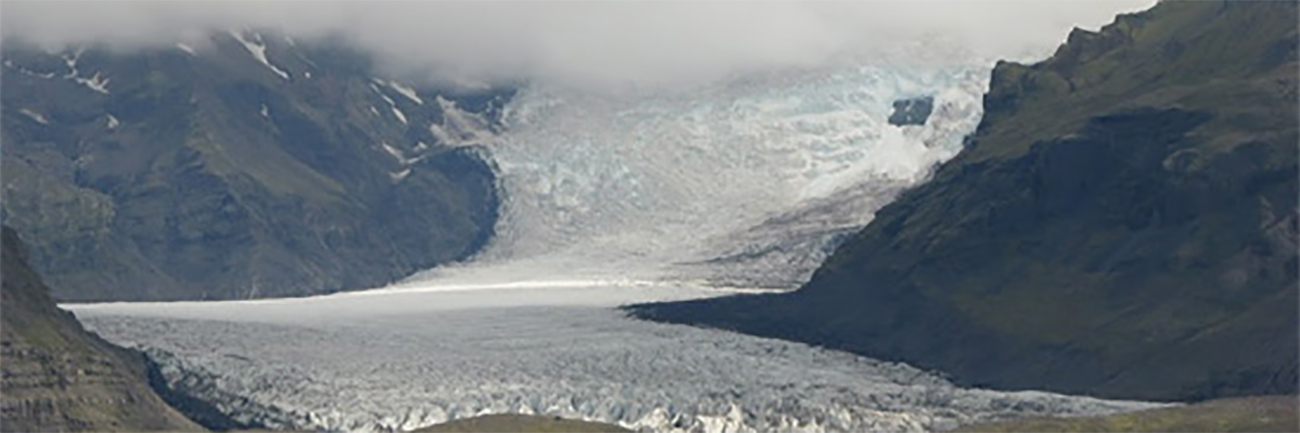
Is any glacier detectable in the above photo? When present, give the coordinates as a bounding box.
[66,50,1172,432]
[406,59,988,288]
[72,284,1168,433]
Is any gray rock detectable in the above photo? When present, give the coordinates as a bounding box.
[888,96,934,126]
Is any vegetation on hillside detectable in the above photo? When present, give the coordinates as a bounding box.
[631,0,1299,402]
[1,226,202,431]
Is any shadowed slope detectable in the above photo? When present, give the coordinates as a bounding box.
[631,0,1299,402]
[1,226,202,431]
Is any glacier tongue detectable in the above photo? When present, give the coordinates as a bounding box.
[408,62,988,288]
[72,285,1168,433]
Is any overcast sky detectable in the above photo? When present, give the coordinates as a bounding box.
[2,1,1157,88]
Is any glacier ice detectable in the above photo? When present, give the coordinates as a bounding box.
[406,60,987,289]
[72,285,1168,433]
[63,51,1173,433]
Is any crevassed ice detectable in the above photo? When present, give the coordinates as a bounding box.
[73,286,1168,433]
[407,62,987,288]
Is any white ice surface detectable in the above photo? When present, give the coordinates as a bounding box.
[70,284,1168,433]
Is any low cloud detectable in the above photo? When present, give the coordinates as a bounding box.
[2,1,1156,88]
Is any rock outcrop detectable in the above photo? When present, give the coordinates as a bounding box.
[1,226,202,431]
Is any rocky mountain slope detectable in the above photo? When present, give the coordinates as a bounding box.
[1,31,508,301]
[1,226,201,431]
[632,0,1299,402]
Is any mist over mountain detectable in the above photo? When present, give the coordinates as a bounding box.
[4,1,1294,432]
[2,1,1155,90]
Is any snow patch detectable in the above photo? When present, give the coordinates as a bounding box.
[428,96,495,147]
[380,142,407,164]
[73,72,110,94]
[20,108,49,125]
[58,48,110,94]
[176,43,196,56]
[370,85,409,125]
[228,30,290,80]
[385,80,424,105]
[303,71,312,79]
[260,104,270,119]
[390,168,412,182]
[106,114,120,130]
[61,49,82,77]
[3,60,56,79]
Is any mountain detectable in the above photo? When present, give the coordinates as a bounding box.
[1,31,508,301]
[631,0,1299,402]
[1,225,202,431]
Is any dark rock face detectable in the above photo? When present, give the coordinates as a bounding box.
[631,0,1299,401]
[1,32,508,301]
[887,96,934,126]
[1,226,202,431]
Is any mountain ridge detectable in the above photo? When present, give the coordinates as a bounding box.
[2,31,508,301]
[630,0,1299,402]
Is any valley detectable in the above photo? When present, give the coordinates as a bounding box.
[3,1,1295,432]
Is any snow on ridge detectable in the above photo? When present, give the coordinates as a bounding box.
[390,168,412,182]
[429,95,495,147]
[19,108,49,125]
[228,30,291,80]
[73,72,110,94]
[61,48,82,77]
[381,141,428,168]
[385,80,424,105]
[58,48,110,94]
[2,60,56,79]
[370,84,408,125]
